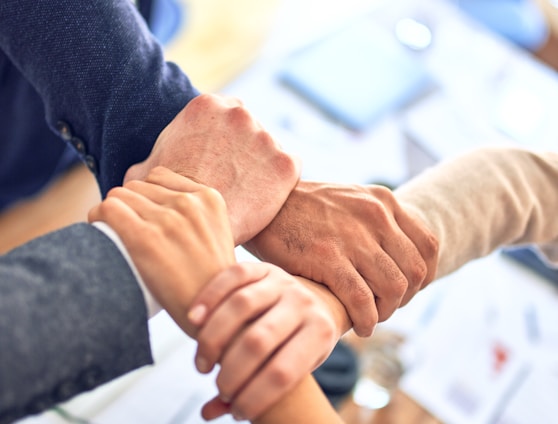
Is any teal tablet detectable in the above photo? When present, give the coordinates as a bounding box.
[279,19,434,131]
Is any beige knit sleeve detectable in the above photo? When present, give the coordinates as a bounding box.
[395,147,558,278]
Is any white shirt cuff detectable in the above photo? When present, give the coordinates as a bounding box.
[92,221,162,318]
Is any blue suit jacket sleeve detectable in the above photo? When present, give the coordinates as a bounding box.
[0,0,199,196]
[0,224,153,424]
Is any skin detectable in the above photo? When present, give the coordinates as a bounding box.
[101,93,438,419]
[124,93,302,246]
[124,93,439,339]
[190,262,351,420]
[252,375,345,424]
[89,167,236,337]
[244,181,439,336]
[89,168,348,421]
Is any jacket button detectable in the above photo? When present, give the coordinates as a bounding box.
[55,121,73,142]
[84,155,98,175]
[71,136,86,155]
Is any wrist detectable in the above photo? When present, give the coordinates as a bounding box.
[295,276,352,338]
[92,221,162,318]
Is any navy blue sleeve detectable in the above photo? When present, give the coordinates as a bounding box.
[0,0,199,196]
[0,224,153,424]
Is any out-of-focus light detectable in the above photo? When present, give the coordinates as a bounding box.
[395,18,433,51]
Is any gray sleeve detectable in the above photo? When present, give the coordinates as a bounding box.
[0,223,153,424]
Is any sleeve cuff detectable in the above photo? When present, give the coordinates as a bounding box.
[92,221,162,318]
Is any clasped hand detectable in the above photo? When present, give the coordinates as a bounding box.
[89,167,346,422]
[245,181,439,336]
[92,94,440,421]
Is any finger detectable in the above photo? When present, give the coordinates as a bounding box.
[201,396,231,421]
[227,323,334,421]
[214,294,305,401]
[322,262,378,337]
[382,217,429,297]
[142,166,207,193]
[87,203,102,223]
[359,187,431,308]
[195,276,282,374]
[188,262,270,327]
[394,206,439,296]
[104,186,166,222]
[123,178,198,207]
[356,226,422,317]
[364,249,408,322]
[89,196,146,245]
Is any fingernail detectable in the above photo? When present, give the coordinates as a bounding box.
[219,394,231,403]
[232,411,245,421]
[195,355,212,373]
[188,304,207,325]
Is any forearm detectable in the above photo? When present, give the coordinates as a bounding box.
[0,0,198,194]
[395,147,558,277]
[247,277,348,423]
[252,375,343,424]
[296,276,352,337]
[0,224,152,421]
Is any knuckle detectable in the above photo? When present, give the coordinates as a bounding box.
[424,231,440,262]
[266,363,295,388]
[274,150,299,180]
[230,290,257,313]
[196,336,219,361]
[195,92,213,105]
[105,186,127,198]
[228,103,252,125]
[97,196,119,213]
[410,258,428,286]
[122,179,143,191]
[242,327,270,356]
[315,315,336,341]
[371,184,395,201]
[229,262,252,281]
[200,186,227,210]
[313,238,340,260]
[172,192,191,211]
[364,200,391,226]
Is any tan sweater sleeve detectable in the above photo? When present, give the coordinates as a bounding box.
[395,147,558,278]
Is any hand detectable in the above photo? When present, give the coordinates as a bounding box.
[243,181,439,337]
[187,262,349,421]
[88,167,236,336]
[124,93,302,245]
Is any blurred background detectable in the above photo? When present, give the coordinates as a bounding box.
[9,0,558,423]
